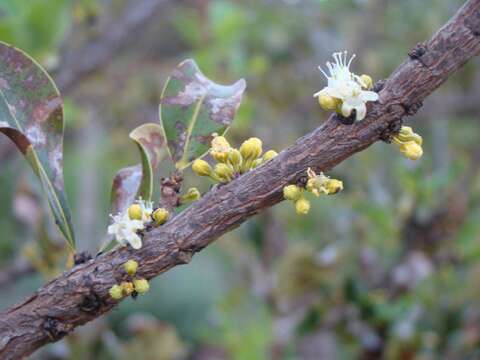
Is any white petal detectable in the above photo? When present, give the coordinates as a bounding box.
[355,103,367,120]
[128,233,142,249]
[360,90,379,102]
[341,102,353,117]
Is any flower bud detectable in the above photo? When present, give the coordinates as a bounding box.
[396,126,423,145]
[325,179,343,195]
[152,208,169,226]
[295,198,311,215]
[283,185,302,201]
[239,137,263,161]
[210,135,231,163]
[133,278,150,294]
[228,148,242,170]
[109,284,123,300]
[124,259,138,276]
[214,163,234,182]
[318,94,339,111]
[251,159,262,168]
[399,141,423,160]
[121,281,135,296]
[182,187,201,202]
[192,159,212,177]
[263,150,278,162]
[306,178,322,197]
[128,204,143,220]
[359,74,374,90]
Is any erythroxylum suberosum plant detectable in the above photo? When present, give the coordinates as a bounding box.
[0,42,424,299]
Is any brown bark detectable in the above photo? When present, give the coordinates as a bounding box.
[1,0,480,358]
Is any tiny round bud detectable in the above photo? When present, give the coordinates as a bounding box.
[318,94,338,111]
[124,259,139,276]
[228,148,242,168]
[399,141,423,160]
[295,198,311,215]
[120,281,135,296]
[192,159,212,177]
[263,150,278,162]
[152,208,169,226]
[239,137,263,161]
[128,204,143,220]
[133,278,150,294]
[359,74,374,90]
[109,284,123,300]
[325,179,344,195]
[182,187,201,202]
[283,185,302,201]
[214,163,234,182]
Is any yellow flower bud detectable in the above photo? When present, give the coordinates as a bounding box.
[263,150,278,162]
[152,208,169,226]
[306,178,322,197]
[396,126,423,145]
[214,163,234,182]
[251,159,263,168]
[318,94,339,111]
[283,185,302,201]
[192,159,212,177]
[359,74,374,90]
[121,281,135,296]
[239,137,263,161]
[133,278,150,294]
[124,259,138,276]
[182,187,201,202]
[210,134,231,163]
[399,141,423,160]
[295,198,311,215]
[325,179,344,195]
[128,204,143,220]
[228,148,242,171]
[109,284,123,300]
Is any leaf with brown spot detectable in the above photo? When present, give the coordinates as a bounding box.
[159,59,246,169]
[0,41,75,249]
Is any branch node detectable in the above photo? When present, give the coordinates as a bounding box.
[379,118,403,143]
[74,251,93,266]
[408,43,428,67]
[42,317,73,341]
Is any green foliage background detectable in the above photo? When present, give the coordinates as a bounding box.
[1,0,479,359]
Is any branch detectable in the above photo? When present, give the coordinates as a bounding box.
[1,1,479,358]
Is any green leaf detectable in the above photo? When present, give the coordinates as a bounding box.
[0,41,75,249]
[110,123,166,216]
[160,59,246,169]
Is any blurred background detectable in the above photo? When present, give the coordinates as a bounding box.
[1,0,480,359]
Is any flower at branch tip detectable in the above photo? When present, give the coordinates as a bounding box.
[314,51,379,121]
[392,126,423,160]
[210,133,231,163]
[124,260,139,276]
[192,159,212,177]
[121,281,135,296]
[108,212,144,249]
[181,187,201,202]
[152,208,169,226]
[109,284,123,300]
[133,278,150,294]
[263,150,278,162]
[283,184,302,201]
[295,197,311,215]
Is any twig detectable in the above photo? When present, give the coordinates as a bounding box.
[0,1,479,358]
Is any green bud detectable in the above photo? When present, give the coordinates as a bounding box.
[295,198,311,215]
[133,278,150,294]
[124,260,138,276]
[128,204,143,220]
[192,159,212,177]
[109,284,123,300]
[283,185,302,201]
[152,208,169,226]
[263,150,278,162]
[182,187,201,202]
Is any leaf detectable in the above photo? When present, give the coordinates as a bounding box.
[0,41,75,249]
[160,59,246,169]
[110,123,166,216]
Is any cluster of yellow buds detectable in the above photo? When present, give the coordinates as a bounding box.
[392,126,423,160]
[109,259,150,300]
[192,134,278,183]
[283,168,343,215]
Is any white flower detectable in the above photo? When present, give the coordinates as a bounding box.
[108,212,145,249]
[314,51,379,121]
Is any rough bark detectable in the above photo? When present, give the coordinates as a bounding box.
[1,0,479,358]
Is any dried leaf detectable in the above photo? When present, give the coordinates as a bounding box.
[160,59,246,169]
[0,41,75,248]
